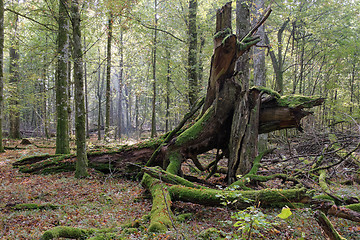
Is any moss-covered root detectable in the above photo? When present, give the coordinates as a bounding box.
[143,166,205,189]
[10,203,60,211]
[345,203,360,213]
[40,226,94,240]
[141,174,173,232]
[169,185,309,209]
[228,149,275,190]
[314,211,347,240]
[319,170,330,193]
[165,151,183,175]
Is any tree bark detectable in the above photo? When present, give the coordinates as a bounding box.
[55,0,70,154]
[0,0,4,151]
[151,0,158,138]
[9,11,20,140]
[105,13,113,139]
[188,0,198,107]
[71,0,88,178]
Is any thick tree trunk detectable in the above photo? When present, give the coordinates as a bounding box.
[55,0,70,154]
[9,11,20,140]
[72,0,88,178]
[188,0,198,107]
[151,0,158,138]
[0,0,4,151]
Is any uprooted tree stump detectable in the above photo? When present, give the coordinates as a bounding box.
[12,2,342,238]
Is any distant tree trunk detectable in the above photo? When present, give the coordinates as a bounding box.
[135,94,139,135]
[198,36,205,85]
[67,57,72,136]
[42,43,50,139]
[188,0,198,107]
[71,0,88,178]
[9,13,20,139]
[96,48,103,140]
[118,29,123,139]
[0,0,4,151]
[84,36,89,138]
[265,19,290,94]
[165,48,171,133]
[151,0,158,138]
[105,13,113,139]
[55,0,70,154]
[253,0,267,152]
[124,85,130,136]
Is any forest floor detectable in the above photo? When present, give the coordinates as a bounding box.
[1,129,360,239]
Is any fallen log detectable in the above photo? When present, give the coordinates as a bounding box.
[314,211,347,240]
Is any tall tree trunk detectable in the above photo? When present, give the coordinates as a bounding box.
[165,48,171,133]
[84,36,89,138]
[105,13,113,139]
[188,0,198,107]
[124,85,130,136]
[55,0,70,154]
[71,0,88,178]
[118,29,123,139]
[150,0,158,138]
[265,19,290,94]
[253,0,267,152]
[42,42,49,139]
[0,0,4,151]
[9,13,20,139]
[227,0,259,183]
[97,48,102,140]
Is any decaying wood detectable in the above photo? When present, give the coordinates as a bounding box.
[315,201,360,223]
[315,211,347,240]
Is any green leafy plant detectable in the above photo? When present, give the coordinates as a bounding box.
[215,186,252,206]
[228,206,276,239]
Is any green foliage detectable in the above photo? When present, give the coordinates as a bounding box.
[229,206,277,239]
[216,185,252,206]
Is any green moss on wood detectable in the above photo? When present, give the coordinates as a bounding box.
[251,86,281,99]
[175,107,213,147]
[169,185,307,209]
[40,226,94,240]
[144,166,204,189]
[277,95,321,108]
[345,203,360,213]
[141,174,172,232]
[313,194,336,204]
[213,28,232,39]
[166,151,182,175]
[13,154,59,167]
[11,203,60,210]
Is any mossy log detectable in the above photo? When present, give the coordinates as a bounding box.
[40,226,94,240]
[316,201,360,222]
[169,185,308,209]
[13,138,163,176]
[9,203,60,211]
[314,211,347,240]
[141,173,173,232]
